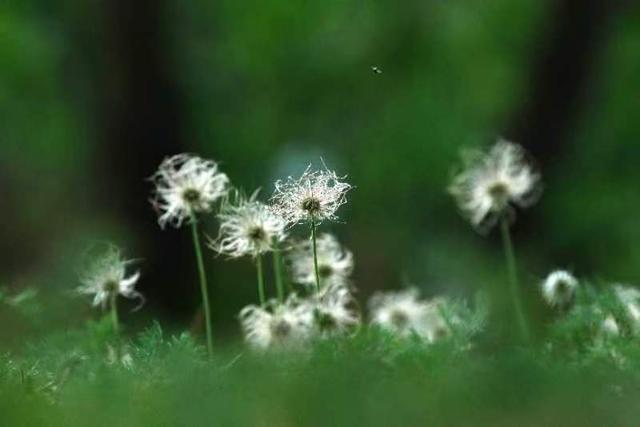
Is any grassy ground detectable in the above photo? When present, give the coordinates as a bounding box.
[2,316,640,427]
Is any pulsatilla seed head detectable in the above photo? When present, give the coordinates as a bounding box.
[150,153,229,229]
[448,139,541,232]
[541,270,578,307]
[315,310,338,332]
[487,182,510,208]
[210,190,287,259]
[369,288,440,340]
[271,163,352,226]
[182,188,201,203]
[301,197,322,215]
[390,309,410,329]
[248,226,267,241]
[271,319,293,339]
[318,264,334,278]
[238,298,311,349]
[76,245,144,311]
[102,280,119,293]
[287,233,354,290]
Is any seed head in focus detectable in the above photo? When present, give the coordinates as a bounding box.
[150,153,230,229]
[271,163,352,226]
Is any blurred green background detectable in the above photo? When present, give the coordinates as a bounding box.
[1,0,639,345]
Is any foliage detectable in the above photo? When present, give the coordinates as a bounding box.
[1,285,640,426]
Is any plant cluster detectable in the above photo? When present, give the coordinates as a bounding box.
[3,142,640,425]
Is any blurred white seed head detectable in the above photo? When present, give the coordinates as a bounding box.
[541,270,578,307]
[601,314,620,338]
[614,284,640,334]
[422,298,454,343]
[211,190,287,259]
[76,246,144,310]
[239,296,311,350]
[613,284,640,306]
[271,163,352,226]
[448,139,542,231]
[150,153,230,229]
[305,285,360,336]
[287,233,353,290]
[369,288,426,337]
[369,288,449,342]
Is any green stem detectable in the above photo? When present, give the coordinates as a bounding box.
[310,218,321,295]
[500,217,530,344]
[110,292,119,335]
[190,218,214,358]
[256,254,266,306]
[273,246,285,303]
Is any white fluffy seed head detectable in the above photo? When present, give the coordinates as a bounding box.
[305,285,360,337]
[614,284,640,335]
[211,190,287,259]
[448,139,542,231]
[541,270,578,307]
[369,288,425,337]
[239,296,311,350]
[422,298,455,343]
[76,245,144,311]
[369,288,449,342]
[287,233,354,290]
[601,314,620,338]
[270,163,352,226]
[150,153,230,229]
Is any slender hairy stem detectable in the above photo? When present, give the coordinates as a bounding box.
[110,292,119,335]
[256,254,266,306]
[190,218,214,357]
[500,217,530,344]
[310,218,321,294]
[273,245,285,303]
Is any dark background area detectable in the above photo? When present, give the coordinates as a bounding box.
[1,0,639,343]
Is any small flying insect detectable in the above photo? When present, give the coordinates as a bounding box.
[371,66,383,74]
